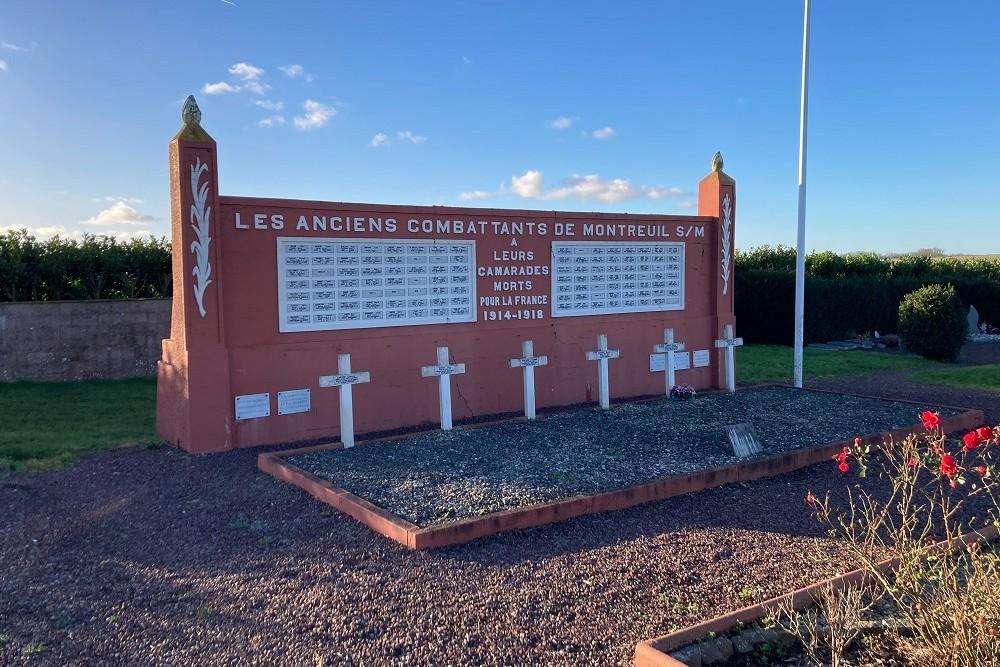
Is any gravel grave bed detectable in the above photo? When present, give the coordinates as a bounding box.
[288,386,959,527]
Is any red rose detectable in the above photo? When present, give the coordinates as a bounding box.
[964,431,984,450]
[940,453,958,478]
[977,426,993,442]
[907,458,918,468]
[854,437,862,447]
[976,466,987,475]
[805,492,817,505]
[838,462,849,473]
[920,411,940,430]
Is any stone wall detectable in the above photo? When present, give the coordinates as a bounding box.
[0,299,171,382]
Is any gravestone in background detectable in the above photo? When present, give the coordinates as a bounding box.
[968,305,980,335]
[156,97,738,453]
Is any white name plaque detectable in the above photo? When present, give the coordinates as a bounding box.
[235,393,270,420]
[693,349,711,367]
[277,389,311,415]
[550,241,684,317]
[277,238,476,332]
[649,351,691,373]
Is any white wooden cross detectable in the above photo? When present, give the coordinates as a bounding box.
[714,324,744,394]
[653,327,686,395]
[318,353,371,448]
[420,346,466,430]
[585,334,620,410]
[509,340,548,420]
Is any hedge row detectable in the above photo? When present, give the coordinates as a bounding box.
[0,229,171,301]
[2,233,997,346]
[735,271,999,345]
[736,245,1000,281]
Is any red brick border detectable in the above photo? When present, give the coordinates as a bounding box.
[257,387,984,550]
[633,523,1000,666]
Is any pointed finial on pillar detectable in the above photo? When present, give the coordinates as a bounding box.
[175,94,212,142]
[711,151,724,173]
[182,95,202,127]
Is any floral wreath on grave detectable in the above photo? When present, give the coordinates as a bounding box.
[670,384,697,401]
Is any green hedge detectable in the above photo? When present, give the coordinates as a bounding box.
[735,247,1000,345]
[3,233,998,344]
[0,229,171,301]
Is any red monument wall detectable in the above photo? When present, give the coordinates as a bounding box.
[157,98,737,454]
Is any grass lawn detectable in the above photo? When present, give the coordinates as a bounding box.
[736,345,938,385]
[907,364,1000,393]
[0,378,157,472]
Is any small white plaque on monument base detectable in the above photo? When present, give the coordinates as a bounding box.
[649,351,691,373]
[277,389,311,415]
[235,393,270,420]
[693,349,711,368]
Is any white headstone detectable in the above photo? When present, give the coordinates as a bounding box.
[968,305,980,335]
[509,340,548,420]
[421,346,466,430]
[714,324,744,394]
[319,354,371,448]
[585,334,620,410]
[652,328,686,395]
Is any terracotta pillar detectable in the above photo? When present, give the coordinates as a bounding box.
[697,152,736,389]
[156,96,233,453]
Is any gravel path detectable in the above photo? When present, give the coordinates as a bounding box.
[290,387,958,527]
[1,376,996,666]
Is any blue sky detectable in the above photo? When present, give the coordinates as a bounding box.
[1,0,997,253]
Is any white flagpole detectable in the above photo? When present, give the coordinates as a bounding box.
[793,0,812,388]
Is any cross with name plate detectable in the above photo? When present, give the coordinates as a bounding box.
[421,346,466,430]
[585,334,620,410]
[714,324,744,394]
[653,327,686,395]
[509,340,548,420]
[319,353,371,448]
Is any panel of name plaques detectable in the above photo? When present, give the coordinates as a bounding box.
[550,241,685,318]
[277,237,476,332]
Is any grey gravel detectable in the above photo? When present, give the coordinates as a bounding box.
[289,387,958,527]
[0,376,994,666]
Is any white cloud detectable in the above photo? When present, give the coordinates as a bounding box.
[645,186,686,200]
[257,115,285,128]
[396,130,427,145]
[94,196,144,204]
[242,79,269,95]
[0,224,155,242]
[509,170,684,204]
[293,99,335,130]
[370,132,390,147]
[81,201,155,226]
[511,170,544,198]
[1,41,28,52]
[548,116,579,130]
[0,60,7,73]
[591,126,616,140]
[677,200,695,210]
[462,55,473,65]
[254,99,284,111]
[202,81,239,95]
[228,62,264,80]
[278,64,314,81]
[458,190,492,201]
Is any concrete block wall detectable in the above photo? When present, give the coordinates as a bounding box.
[0,299,171,382]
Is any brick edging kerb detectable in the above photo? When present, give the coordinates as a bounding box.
[633,524,1000,667]
[258,388,984,550]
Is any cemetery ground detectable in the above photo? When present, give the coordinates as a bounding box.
[1,344,998,665]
